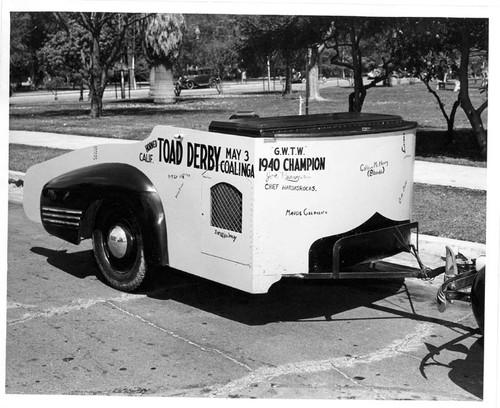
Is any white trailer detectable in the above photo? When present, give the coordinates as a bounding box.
[24,112,426,294]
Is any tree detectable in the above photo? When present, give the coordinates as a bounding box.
[296,16,336,101]
[236,15,286,86]
[177,15,241,80]
[54,12,153,118]
[327,17,398,112]
[143,14,185,104]
[397,17,488,156]
[455,19,488,155]
[238,15,332,97]
[37,22,88,100]
[10,12,57,91]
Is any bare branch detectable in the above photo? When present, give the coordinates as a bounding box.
[74,12,93,32]
[477,100,488,116]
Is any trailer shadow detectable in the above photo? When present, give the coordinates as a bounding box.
[29,244,418,325]
[29,245,408,325]
[28,246,477,332]
[144,269,478,330]
[143,267,410,325]
[30,247,98,280]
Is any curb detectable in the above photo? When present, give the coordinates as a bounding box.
[417,233,486,260]
[9,170,25,179]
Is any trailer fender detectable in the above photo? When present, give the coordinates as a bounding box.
[41,162,169,266]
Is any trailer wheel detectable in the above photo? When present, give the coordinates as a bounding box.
[92,202,147,292]
[471,267,485,334]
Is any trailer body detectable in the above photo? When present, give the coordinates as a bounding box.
[23,112,418,293]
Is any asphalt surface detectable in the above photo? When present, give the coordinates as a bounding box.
[6,201,484,401]
[7,78,352,106]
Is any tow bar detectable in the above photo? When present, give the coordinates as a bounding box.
[436,247,486,334]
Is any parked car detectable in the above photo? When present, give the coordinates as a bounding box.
[179,68,219,89]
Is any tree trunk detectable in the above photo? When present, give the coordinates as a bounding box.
[282,61,292,96]
[88,35,106,118]
[89,77,104,118]
[149,67,155,97]
[420,76,457,144]
[79,80,84,101]
[153,64,175,104]
[460,90,488,156]
[89,70,105,118]
[447,100,460,143]
[348,26,366,112]
[307,46,323,101]
[458,22,487,157]
[348,59,366,111]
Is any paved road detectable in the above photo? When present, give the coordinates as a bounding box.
[6,201,483,400]
[7,81,280,105]
[9,77,419,106]
[7,78,353,105]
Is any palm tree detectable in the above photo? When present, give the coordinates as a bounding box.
[143,14,185,104]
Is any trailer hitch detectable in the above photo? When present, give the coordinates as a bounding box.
[436,246,481,312]
[407,244,445,280]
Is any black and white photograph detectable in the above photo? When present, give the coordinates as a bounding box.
[2,0,499,406]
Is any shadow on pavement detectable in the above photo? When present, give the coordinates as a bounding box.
[447,338,484,399]
[28,245,479,332]
[143,268,408,326]
[29,245,480,333]
[30,246,104,282]
[29,245,406,326]
[420,333,484,399]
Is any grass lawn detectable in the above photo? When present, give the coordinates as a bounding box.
[413,184,486,244]
[9,144,71,173]
[8,80,487,243]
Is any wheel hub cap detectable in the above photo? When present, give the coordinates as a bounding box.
[107,225,129,259]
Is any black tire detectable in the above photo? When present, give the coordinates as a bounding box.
[186,81,195,89]
[471,267,485,334]
[92,202,148,292]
